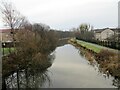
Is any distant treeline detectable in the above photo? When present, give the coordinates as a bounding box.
[72,23,120,50]
[50,30,75,39]
[2,30,75,48]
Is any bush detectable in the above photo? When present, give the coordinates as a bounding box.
[96,49,115,62]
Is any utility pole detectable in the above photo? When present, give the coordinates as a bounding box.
[118,1,120,28]
[0,30,2,90]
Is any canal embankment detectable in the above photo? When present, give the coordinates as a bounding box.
[69,38,119,54]
[69,38,120,78]
[48,44,116,88]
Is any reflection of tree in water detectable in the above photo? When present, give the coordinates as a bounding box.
[77,47,120,89]
[5,70,51,88]
[57,39,69,47]
[112,77,120,89]
[4,54,55,89]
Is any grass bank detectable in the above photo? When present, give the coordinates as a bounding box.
[69,38,120,78]
[70,38,102,53]
[1,48,15,55]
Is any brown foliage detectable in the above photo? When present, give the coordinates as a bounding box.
[15,28,57,69]
[95,49,120,77]
[96,49,116,61]
[3,24,57,77]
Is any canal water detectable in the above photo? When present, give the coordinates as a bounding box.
[5,44,118,88]
[45,44,116,88]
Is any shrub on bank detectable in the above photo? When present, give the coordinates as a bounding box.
[95,49,115,62]
[95,49,120,77]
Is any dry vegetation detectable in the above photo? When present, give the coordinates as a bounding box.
[95,49,120,77]
[2,24,58,77]
[70,39,120,77]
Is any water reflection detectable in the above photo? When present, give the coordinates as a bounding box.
[3,44,119,88]
[57,39,69,47]
[5,70,50,88]
[3,53,55,89]
[76,46,120,89]
[113,77,120,89]
[48,44,116,88]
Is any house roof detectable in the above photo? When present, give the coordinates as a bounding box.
[93,28,120,33]
[111,28,120,32]
[0,29,11,33]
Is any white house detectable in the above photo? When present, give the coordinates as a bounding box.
[93,28,120,41]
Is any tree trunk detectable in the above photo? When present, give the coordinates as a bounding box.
[17,70,20,90]
[25,69,29,88]
[2,77,6,90]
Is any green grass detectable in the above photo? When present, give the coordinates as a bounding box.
[76,40,102,53]
[1,48,15,55]
[70,38,102,53]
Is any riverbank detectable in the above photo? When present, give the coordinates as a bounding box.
[69,38,102,54]
[70,38,119,54]
[69,38,120,78]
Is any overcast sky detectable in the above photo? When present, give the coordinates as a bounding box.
[0,0,119,30]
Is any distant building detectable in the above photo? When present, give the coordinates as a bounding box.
[93,28,120,41]
[0,29,13,42]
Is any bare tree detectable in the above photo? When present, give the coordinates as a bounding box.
[79,23,91,33]
[0,1,28,49]
[74,23,95,41]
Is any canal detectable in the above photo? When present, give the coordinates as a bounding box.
[46,44,116,88]
[5,44,118,88]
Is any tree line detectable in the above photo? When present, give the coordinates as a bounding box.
[0,1,59,89]
[72,23,120,50]
[0,0,74,82]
